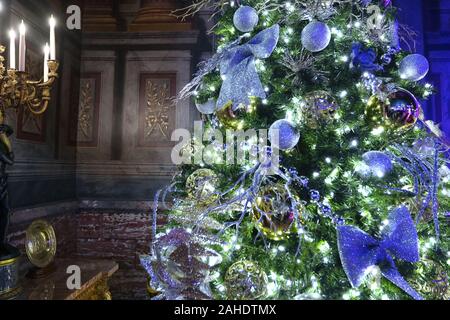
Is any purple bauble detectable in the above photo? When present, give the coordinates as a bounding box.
[233,6,259,33]
[301,21,331,52]
[385,88,421,127]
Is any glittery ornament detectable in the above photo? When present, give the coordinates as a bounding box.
[365,88,421,129]
[399,54,429,82]
[196,99,217,115]
[301,21,331,52]
[301,91,338,128]
[233,6,259,33]
[413,137,437,158]
[186,169,219,205]
[216,102,245,129]
[224,260,268,300]
[252,183,303,241]
[361,151,393,178]
[269,119,300,151]
[412,260,449,300]
[140,229,222,300]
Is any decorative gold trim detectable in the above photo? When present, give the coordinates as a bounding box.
[0,256,20,267]
[25,220,57,269]
[0,285,22,299]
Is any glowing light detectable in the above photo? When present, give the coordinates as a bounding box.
[371,126,385,136]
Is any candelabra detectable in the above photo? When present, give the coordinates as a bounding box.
[0,46,59,117]
[0,41,58,298]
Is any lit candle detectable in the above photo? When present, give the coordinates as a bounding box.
[19,20,26,72]
[8,29,16,70]
[43,43,50,82]
[49,15,56,60]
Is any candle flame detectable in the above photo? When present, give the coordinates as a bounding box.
[19,20,26,35]
[49,15,56,27]
[9,29,16,39]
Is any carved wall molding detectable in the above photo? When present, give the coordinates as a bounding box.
[69,73,101,148]
[138,73,176,148]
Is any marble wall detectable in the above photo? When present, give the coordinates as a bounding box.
[76,0,210,202]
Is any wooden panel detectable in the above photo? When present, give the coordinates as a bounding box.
[137,73,176,147]
[68,73,102,147]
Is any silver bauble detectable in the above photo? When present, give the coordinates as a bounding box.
[301,21,331,52]
[233,6,259,33]
[196,99,217,115]
[399,54,429,82]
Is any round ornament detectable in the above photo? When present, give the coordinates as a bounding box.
[233,6,259,33]
[361,151,393,178]
[186,169,219,205]
[252,183,303,241]
[301,21,331,52]
[302,91,338,128]
[399,54,429,82]
[365,88,421,129]
[224,260,268,300]
[25,220,57,269]
[269,119,300,151]
[196,99,217,115]
[216,103,244,130]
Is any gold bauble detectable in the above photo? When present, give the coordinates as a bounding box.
[252,183,303,241]
[216,102,244,130]
[365,95,386,127]
[186,169,219,205]
[224,260,268,300]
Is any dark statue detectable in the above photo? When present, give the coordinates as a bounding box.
[0,122,19,259]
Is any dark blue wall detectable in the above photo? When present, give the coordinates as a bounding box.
[396,0,450,137]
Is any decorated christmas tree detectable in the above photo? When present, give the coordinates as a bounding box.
[141,0,450,300]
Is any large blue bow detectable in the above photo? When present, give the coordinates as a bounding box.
[337,206,423,300]
[217,24,280,110]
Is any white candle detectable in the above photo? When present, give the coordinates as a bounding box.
[8,29,16,70]
[19,21,26,72]
[43,43,50,82]
[49,15,56,60]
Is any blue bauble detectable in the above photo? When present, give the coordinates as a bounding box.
[233,6,259,33]
[269,120,300,150]
[196,99,217,115]
[301,21,331,52]
[362,151,393,178]
[399,54,429,81]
